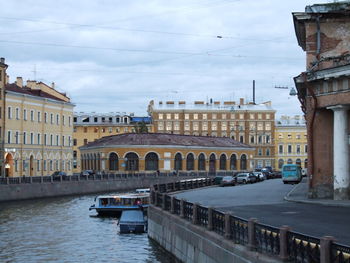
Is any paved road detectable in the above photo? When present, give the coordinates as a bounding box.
[174,179,350,245]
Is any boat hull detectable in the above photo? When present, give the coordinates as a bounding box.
[119,223,146,234]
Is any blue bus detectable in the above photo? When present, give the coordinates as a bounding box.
[282,164,302,184]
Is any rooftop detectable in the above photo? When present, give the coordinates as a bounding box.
[80,133,253,149]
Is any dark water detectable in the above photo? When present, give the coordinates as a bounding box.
[0,194,176,263]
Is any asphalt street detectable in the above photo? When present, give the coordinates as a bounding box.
[174,179,350,245]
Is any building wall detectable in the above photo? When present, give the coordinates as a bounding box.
[274,124,307,171]
[80,145,254,173]
[4,85,74,177]
[73,115,153,174]
[148,100,275,169]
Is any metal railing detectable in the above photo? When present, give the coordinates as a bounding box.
[150,178,350,263]
[0,171,215,185]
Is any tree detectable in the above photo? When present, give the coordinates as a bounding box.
[134,121,149,133]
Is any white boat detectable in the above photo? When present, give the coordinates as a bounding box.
[89,192,149,217]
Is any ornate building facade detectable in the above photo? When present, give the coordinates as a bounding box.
[148,99,276,169]
[73,113,152,173]
[79,133,255,173]
[3,73,74,177]
[274,115,307,171]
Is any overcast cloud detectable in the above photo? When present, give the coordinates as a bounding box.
[1,0,326,116]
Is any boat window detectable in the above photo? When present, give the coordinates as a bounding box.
[110,198,121,205]
[123,198,132,205]
[100,198,109,206]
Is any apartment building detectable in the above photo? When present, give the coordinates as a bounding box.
[73,112,153,173]
[275,115,307,171]
[4,75,74,177]
[148,99,276,169]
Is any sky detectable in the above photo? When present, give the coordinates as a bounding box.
[0,0,329,117]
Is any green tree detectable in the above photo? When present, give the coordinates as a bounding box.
[134,121,149,133]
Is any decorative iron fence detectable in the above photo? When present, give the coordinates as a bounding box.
[287,231,320,262]
[332,243,350,263]
[150,177,349,263]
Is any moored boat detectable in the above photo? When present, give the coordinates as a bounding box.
[89,192,149,217]
[119,210,147,234]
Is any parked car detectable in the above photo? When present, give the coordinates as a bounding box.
[81,170,94,176]
[235,172,257,184]
[253,171,265,181]
[274,171,282,178]
[261,168,274,179]
[51,171,68,180]
[220,176,236,187]
[214,176,224,185]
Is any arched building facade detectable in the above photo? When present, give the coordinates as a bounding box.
[79,133,255,173]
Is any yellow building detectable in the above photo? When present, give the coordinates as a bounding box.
[274,115,307,171]
[73,113,153,174]
[4,74,74,177]
[0,58,7,176]
[80,133,255,173]
[148,99,276,169]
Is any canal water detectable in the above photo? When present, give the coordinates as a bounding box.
[0,194,176,263]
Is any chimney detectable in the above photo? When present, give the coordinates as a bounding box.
[239,98,244,105]
[51,82,55,89]
[15,77,23,88]
[0,58,5,64]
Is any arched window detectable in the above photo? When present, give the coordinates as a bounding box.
[240,154,247,170]
[287,158,293,164]
[109,153,118,171]
[219,154,227,170]
[186,153,194,171]
[230,154,237,170]
[125,152,139,171]
[296,158,301,167]
[209,154,216,172]
[174,153,182,171]
[145,152,158,171]
[278,159,284,169]
[198,153,206,171]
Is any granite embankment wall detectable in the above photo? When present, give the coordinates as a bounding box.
[148,205,280,263]
[0,174,204,202]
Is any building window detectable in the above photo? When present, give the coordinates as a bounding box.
[16,108,20,120]
[240,154,247,170]
[288,145,292,154]
[288,133,292,139]
[145,152,159,171]
[84,139,88,145]
[37,160,40,171]
[109,153,119,170]
[30,110,34,121]
[7,130,11,143]
[174,122,180,131]
[50,160,53,171]
[37,111,41,122]
[37,133,41,145]
[193,113,198,120]
[30,132,34,144]
[184,121,190,131]
[202,122,208,131]
[258,135,262,144]
[250,113,255,120]
[43,160,47,171]
[239,113,244,119]
[257,122,263,131]
[23,160,26,171]
[219,154,227,170]
[44,112,47,123]
[266,148,270,156]
[7,107,12,119]
[211,122,217,131]
[23,109,27,121]
[56,114,59,125]
[296,145,301,154]
[23,132,27,144]
[166,122,172,131]
[279,145,283,154]
[94,127,98,133]
[265,123,271,131]
[198,153,205,170]
[240,135,244,143]
[73,138,77,146]
[108,127,113,133]
[202,114,207,120]
[69,116,71,126]
[212,114,217,120]
[266,114,270,119]
[158,121,164,130]
[62,115,65,125]
[258,148,262,156]
[258,113,262,120]
[185,114,189,120]
[278,159,284,169]
[174,113,179,120]
[15,131,19,144]
[158,114,163,120]
[166,113,171,120]
[296,134,301,139]
[221,122,227,131]
[15,160,18,172]
[222,114,226,120]
[50,113,53,124]
[50,134,53,145]
[56,135,59,146]
[186,153,194,171]
[266,135,271,144]
[62,136,65,146]
[305,145,308,153]
[44,134,47,146]
[125,152,139,171]
[193,122,199,131]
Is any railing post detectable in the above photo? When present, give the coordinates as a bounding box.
[320,236,335,263]
[162,194,166,210]
[170,196,175,214]
[180,199,185,218]
[224,213,231,239]
[207,207,213,231]
[6,177,9,184]
[248,218,258,251]
[192,203,198,225]
[279,225,291,261]
[30,177,33,183]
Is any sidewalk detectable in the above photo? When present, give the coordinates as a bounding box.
[284,178,350,207]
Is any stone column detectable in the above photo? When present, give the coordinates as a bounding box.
[328,106,350,200]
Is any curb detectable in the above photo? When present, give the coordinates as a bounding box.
[284,182,350,208]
